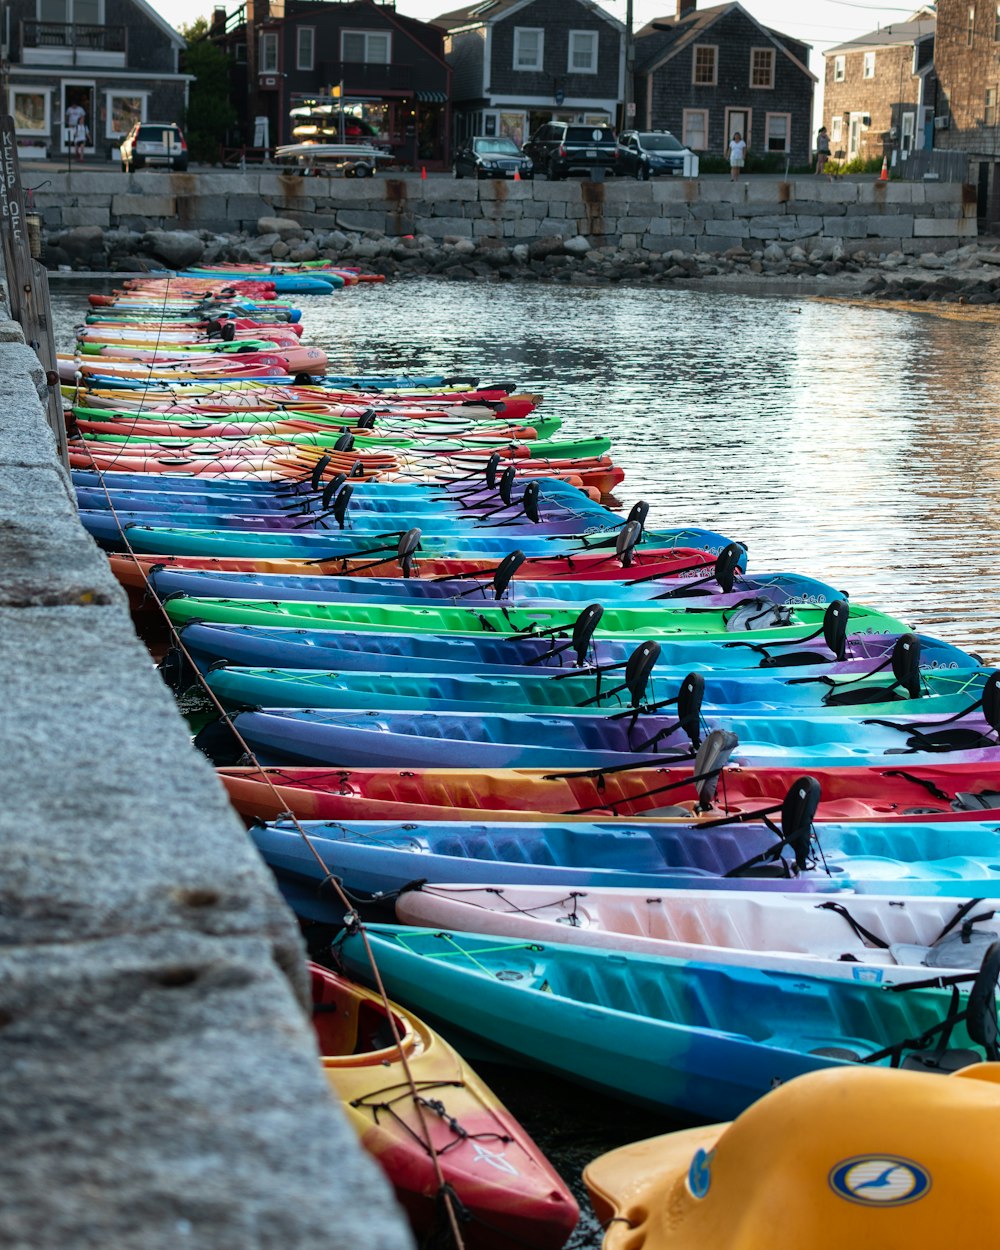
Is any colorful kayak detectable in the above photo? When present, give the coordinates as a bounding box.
[336,925,1000,1119]
[584,1064,1000,1250]
[216,756,1000,825]
[310,962,578,1249]
[395,884,1000,984]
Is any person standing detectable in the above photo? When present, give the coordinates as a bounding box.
[815,126,831,175]
[65,102,87,162]
[728,131,746,181]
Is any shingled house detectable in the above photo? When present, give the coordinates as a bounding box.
[4,0,190,159]
[822,8,936,165]
[433,0,624,147]
[633,0,815,166]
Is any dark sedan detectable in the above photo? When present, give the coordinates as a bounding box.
[453,137,533,180]
[615,130,696,179]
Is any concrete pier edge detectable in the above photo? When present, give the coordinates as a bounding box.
[0,319,414,1248]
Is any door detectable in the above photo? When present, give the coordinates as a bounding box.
[901,111,915,154]
[725,108,750,152]
[61,82,95,155]
[848,113,863,160]
[922,106,934,151]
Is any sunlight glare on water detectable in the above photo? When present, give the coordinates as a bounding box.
[295,280,1000,660]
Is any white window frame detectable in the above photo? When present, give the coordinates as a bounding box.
[831,115,843,143]
[513,26,544,71]
[9,85,50,135]
[341,30,391,64]
[682,107,708,149]
[969,5,976,45]
[986,86,998,126]
[296,26,315,71]
[260,31,278,73]
[749,46,774,89]
[833,54,845,81]
[104,88,147,138]
[567,29,597,74]
[764,110,790,153]
[863,51,875,78]
[692,43,717,86]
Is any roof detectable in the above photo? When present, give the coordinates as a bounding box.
[433,0,621,33]
[635,2,816,82]
[825,8,935,56]
[137,0,187,46]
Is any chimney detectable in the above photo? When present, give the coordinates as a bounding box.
[677,0,696,16]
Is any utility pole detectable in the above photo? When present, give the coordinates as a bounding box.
[622,0,634,131]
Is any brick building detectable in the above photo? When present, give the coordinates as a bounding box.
[821,9,935,169]
[932,0,1000,221]
[633,0,816,166]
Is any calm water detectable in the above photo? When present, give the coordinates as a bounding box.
[53,278,1000,1246]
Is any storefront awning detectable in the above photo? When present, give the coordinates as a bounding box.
[415,90,448,103]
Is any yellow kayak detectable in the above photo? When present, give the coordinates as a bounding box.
[585,1063,1000,1249]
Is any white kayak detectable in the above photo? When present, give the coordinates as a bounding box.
[395,884,1000,985]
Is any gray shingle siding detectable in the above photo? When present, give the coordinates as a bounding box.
[449,28,487,100]
[487,0,619,99]
[639,8,813,162]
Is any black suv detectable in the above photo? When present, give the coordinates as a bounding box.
[615,130,692,179]
[523,122,617,180]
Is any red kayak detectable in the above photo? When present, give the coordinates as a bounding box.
[107,546,718,608]
[217,761,1000,825]
[311,962,578,1250]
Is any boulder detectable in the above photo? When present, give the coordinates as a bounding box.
[511,244,529,264]
[256,216,305,239]
[139,229,204,269]
[58,225,105,262]
[271,240,290,259]
[527,235,564,261]
[287,243,318,262]
[563,235,591,255]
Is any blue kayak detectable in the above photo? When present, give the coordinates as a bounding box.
[203,660,993,717]
[178,270,343,293]
[250,815,1000,906]
[138,566,840,608]
[175,621,976,677]
[336,925,997,1120]
[200,691,1000,768]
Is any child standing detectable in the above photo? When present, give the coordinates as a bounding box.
[728,132,746,181]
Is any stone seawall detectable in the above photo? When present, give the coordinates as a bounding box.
[0,316,413,1249]
[35,169,976,257]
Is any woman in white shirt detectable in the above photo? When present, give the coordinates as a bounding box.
[728,132,746,182]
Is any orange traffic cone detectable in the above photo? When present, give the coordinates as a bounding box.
[879,155,888,181]
[513,168,520,181]
[421,166,427,179]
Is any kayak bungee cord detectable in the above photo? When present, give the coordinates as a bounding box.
[75,364,471,1250]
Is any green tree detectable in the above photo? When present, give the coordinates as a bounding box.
[181,18,238,164]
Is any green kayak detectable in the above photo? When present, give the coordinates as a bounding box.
[164,595,909,640]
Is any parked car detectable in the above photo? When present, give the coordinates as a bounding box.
[523,122,617,181]
[615,130,695,179]
[454,136,533,180]
[120,122,188,173]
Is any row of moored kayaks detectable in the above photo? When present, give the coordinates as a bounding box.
[71,263,1000,1249]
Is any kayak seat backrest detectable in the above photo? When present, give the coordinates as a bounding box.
[953,791,1000,811]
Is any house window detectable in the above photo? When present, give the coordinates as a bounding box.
[297,27,315,71]
[863,51,875,78]
[106,92,144,137]
[38,0,102,21]
[692,44,717,85]
[987,86,998,126]
[682,108,708,149]
[341,31,390,64]
[969,6,976,45]
[9,87,49,133]
[750,47,774,88]
[260,31,278,73]
[833,55,845,81]
[234,42,247,63]
[765,112,790,152]
[831,116,843,143]
[995,3,1000,39]
[568,30,597,74]
[513,27,543,70]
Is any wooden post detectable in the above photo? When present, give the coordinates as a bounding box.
[0,115,68,468]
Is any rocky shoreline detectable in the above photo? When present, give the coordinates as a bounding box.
[43,214,1000,302]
